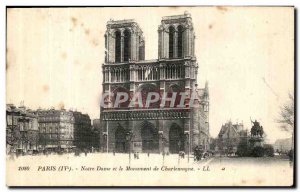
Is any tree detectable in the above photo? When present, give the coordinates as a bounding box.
[27,130,39,149]
[237,138,250,157]
[264,144,274,157]
[252,146,265,157]
[7,126,21,147]
[209,137,217,151]
[277,93,294,150]
[277,93,294,132]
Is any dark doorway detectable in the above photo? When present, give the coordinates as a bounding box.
[115,126,127,153]
[169,123,184,153]
[141,121,159,153]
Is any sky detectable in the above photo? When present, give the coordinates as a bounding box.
[6,7,294,142]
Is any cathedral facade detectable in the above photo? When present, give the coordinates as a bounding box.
[100,12,210,154]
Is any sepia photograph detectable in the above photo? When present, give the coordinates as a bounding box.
[5,6,295,187]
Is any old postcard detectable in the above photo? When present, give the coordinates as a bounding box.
[6,7,294,187]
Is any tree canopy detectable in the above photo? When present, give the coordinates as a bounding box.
[277,93,294,132]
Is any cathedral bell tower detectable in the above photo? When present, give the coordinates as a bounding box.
[105,19,145,63]
[158,11,195,59]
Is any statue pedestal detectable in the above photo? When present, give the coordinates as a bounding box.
[249,137,264,147]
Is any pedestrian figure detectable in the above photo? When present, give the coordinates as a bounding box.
[137,152,139,159]
[179,151,185,159]
[75,149,80,156]
[147,152,150,157]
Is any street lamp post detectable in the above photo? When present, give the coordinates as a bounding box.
[126,130,134,165]
[178,140,181,165]
[159,132,166,165]
[103,133,108,153]
[185,132,189,163]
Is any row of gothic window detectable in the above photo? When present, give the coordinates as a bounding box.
[104,65,186,83]
[108,68,130,83]
[105,29,144,63]
[105,25,185,63]
[115,30,131,62]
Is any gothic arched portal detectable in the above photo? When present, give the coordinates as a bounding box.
[169,123,184,153]
[115,125,127,153]
[141,121,159,153]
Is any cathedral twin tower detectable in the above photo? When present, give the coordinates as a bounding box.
[100,12,210,154]
[104,11,195,63]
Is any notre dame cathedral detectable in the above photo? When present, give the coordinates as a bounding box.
[100,12,210,155]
